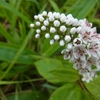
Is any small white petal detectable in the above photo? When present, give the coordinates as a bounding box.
[70,27,77,34]
[66,14,73,18]
[64,35,71,42]
[54,20,60,27]
[77,27,83,34]
[36,22,41,26]
[38,16,44,22]
[60,26,67,32]
[54,35,60,40]
[53,12,60,19]
[50,39,54,45]
[34,15,38,20]
[45,33,50,38]
[42,11,47,16]
[36,29,41,34]
[59,40,65,46]
[41,26,46,31]
[48,12,53,16]
[30,23,34,28]
[49,15,54,22]
[67,43,73,50]
[50,27,56,33]
[44,20,49,26]
[60,13,66,18]
[35,33,40,38]
[72,18,79,26]
[66,18,72,25]
[60,16,66,23]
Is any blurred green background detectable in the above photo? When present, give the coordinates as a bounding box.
[0,0,100,100]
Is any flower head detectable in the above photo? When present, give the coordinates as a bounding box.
[30,11,100,83]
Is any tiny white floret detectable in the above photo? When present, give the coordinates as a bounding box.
[73,38,82,46]
[49,15,54,22]
[36,22,41,26]
[66,14,73,19]
[70,27,77,34]
[35,33,40,38]
[36,29,41,34]
[44,20,49,26]
[34,15,38,20]
[41,26,46,31]
[38,16,44,22]
[50,27,56,33]
[59,40,65,46]
[53,12,60,19]
[42,11,47,16]
[77,27,83,34]
[54,35,60,40]
[45,33,50,38]
[60,26,67,32]
[54,20,60,27]
[67,43,73,50]
[50,39,55,45]
[82,72,93,83]
[30,23,34,28]
[48,12,53,16]
[64,35,71,42]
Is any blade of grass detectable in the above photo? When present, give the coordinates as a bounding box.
[0,29,34,81]
[0,24,15,43]
[49,0,60,12]
[11,0,22,38]
[0,88,8,100]
[67,0,97,19]
[15,86,19,100]
[0,0,31,24]
[0,78,45,85]
[0,42,38,64]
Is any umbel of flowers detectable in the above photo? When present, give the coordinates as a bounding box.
[30,11,100,83]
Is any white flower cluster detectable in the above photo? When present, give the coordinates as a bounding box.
[30,11,100,83]
[61,19,100,83]
[30,11,79,46]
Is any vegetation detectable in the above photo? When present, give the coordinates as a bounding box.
[0,0,100,100]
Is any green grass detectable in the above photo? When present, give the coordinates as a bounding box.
[0,0,100,100]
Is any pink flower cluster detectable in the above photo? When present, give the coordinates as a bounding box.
[30,11,100,83]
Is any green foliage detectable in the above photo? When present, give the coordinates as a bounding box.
[67,0,98,19]
[49,83,95,100]
[7,91,47,100]
[84,75,100,100]
[51,68,80,82]
[35,58,64,83]
[0,0,100,100]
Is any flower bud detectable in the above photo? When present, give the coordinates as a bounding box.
[60,26,67,32]
[45,33,50,38]
[59,40,65,46]
[50,27,56,33]
[30,23,34,28]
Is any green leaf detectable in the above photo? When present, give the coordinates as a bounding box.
[0,42,36,64]
[35,59,64,83]
[67,0,97,19]
[7,91,47,100]
[51,68,80,82]
[84,75,100,100]
[49,83,94,100]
